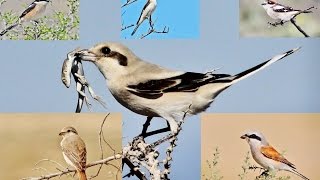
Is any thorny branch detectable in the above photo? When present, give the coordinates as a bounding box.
[122,104,192,180]
[22,114,122,180]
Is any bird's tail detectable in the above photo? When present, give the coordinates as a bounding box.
[131,24,140,36]
[301,6,315,13]
[0,23,19,36]
[291,169,310,180]
[225,47,300,85]
[77,170,87,180]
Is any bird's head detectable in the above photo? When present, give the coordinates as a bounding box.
[59,126,78,137]
[77,42,140,80]
[261,0,276,7]
[241,131,268,147]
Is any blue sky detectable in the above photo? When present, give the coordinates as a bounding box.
[0,0,320,179]
[121,0,200,39]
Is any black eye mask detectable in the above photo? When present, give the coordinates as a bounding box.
[248,134,262,141]
[108,51,128,66]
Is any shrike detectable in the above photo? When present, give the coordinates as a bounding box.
[131,0,157,36]
[76,42,299,134]
[261,0,314,25]
[0,0,49,36]
[241,131,309,180]
[59,126,87,180]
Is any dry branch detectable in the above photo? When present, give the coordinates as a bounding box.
[22,154,122,180]
[122,105,191,179]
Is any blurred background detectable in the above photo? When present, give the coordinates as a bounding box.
[202,114,320,180]
[0,114,122,180]
[240,0,320,37]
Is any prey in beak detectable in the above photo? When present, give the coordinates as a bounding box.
[75,49,98,62]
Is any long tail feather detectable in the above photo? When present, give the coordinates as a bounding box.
[131,24,140,36]
[0,23,19,36]
[291,169,310,180]
[228,47,300,84]
[78,170,87,180]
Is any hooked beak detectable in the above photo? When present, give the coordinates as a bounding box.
[240,135,247,139]
[76,49,98,62]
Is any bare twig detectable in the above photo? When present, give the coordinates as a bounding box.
[140,20,169,39]
[122,0,138,8]
[21,154,122,180]
[290,19,309,37]
[121,24,134,31]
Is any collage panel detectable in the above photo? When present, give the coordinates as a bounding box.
[0,0,79,40]
[240,0,320,37]
[0,0,319,179]
[120,0,200,39]
[201,114,320,180]
[0,113,122,180]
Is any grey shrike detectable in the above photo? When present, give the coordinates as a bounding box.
[261,0,314,24]
[76,42,299,134]
[0,0,49,36]
[131,0,157,36]
[59,126,87,180]
[241,131,309,180]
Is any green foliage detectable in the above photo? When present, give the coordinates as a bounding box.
[0,0,79,40]
[202,147,223,180]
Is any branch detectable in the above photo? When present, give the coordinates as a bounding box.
[122,104,192,179]
[121,24,134,31]
[140,19,169,39]
[21,154,122,180]
[290,19,309,37]
[121,0,138,8]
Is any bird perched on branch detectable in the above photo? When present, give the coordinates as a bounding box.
[261,0,315,25]
[59,126,87,180]
[76,42,299,135]
[0,0,49,36]
[241,131,309,180]
[131,0,157,36]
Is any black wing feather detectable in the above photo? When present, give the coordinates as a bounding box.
[20,3,36,18]
[127,72,231,99]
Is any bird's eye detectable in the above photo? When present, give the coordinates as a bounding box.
[67,130,71,132]
[101,47,111,55]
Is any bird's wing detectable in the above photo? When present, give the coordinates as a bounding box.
[62,137,87,170]
[272,3,297,13]
[20,2,36,19]
[136,1,151,24]
[126,72,231,99]
[260,146,296,169]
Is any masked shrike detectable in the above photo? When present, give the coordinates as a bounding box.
[0,0,49,36]
[241,131,309,180]
[59,126,87,180]
[131,0,157,36]
[261,0,314,24]
[76,42,299,134]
